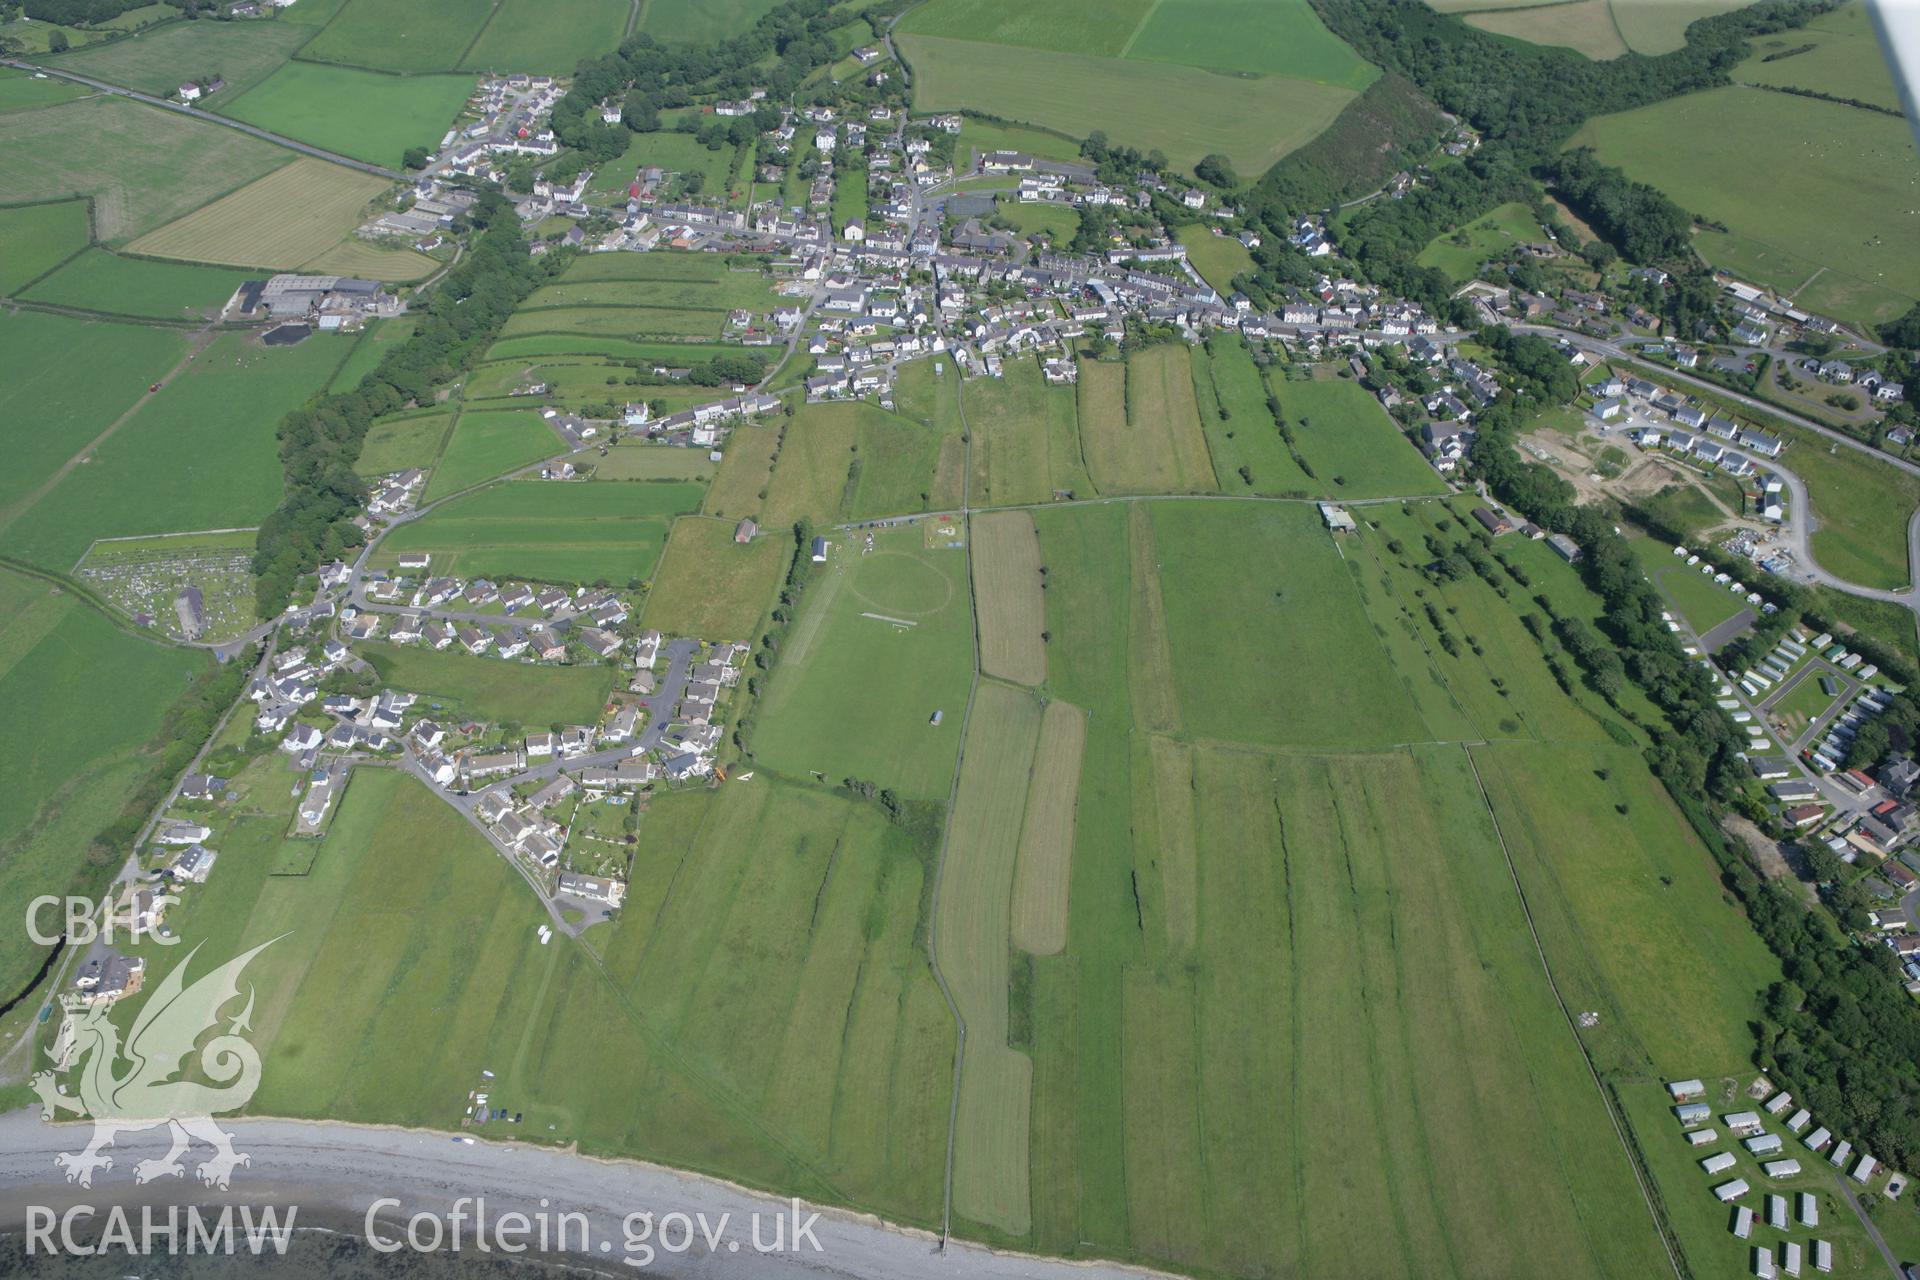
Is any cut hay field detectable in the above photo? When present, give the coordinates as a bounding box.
[1078,348,1216,495]
[1464,0,1627,59]
[300,0,495,71]
[966,356,1090,506]
[1568,85,1920,327]
[221,63,475,168]
[1008,698,1085,956]
[1737,0,1901,112]
[896,33,1359,174]
[1608,0,1752,54]
[702,423,780,521]
[750,525,974,800]
[460,0,628,74]
[49,18,312,97]
[0,311,187,517]
[128,157,430,277]
[0,567,206,1002]
[755,400,954,530]
[0,199,89,295]
[0,97,290,241]
[591,446,716,482]
[422,410,562,500]
[0,330,348,571]
[1276,376,1446,498]
[1191,336,1314,495]
[22,250,253,320]
[379,480,703,585]
[640,515,786,640]
[355,410,452,477]
[360,643,615,724]
[971,510,1046,686]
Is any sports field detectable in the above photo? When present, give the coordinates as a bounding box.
[0,567,206,1002]
[221,63,474,168]
[0,199,89,295]
[0,330,348,572]
[460,0,628,74]
[750,526,975,800]
[965,356,1090,506]
[422,410,562,501]
[1078,348,1217,495]
[0,311,186,518]
[128,157,429,276]
[896,33,1359,173]
[0,97,291,241]
[361,643,616,724]
[380,480,702,584]
[1569,86,1920,327]
[355,410,452,477]
[300,0,495,71]
[640,516,786,640]
[22,249,253,320]
[49,18,312,97]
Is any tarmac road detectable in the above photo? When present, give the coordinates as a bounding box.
[0,1110,1178,1280]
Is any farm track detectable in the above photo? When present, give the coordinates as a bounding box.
[0,58,406,179]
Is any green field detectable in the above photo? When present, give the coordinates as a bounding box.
[0,67,92,113]
[356,410,452,477]
[1191,337,1314,495]
[1634,538,1748,635]
[1464,0,1627,60]
[50,18,312,97]
[0,97,292,241]
[636,0,784,42]
[423,410,563,500]
[897,33,1360,173]
[1415,200,1545,280]
[900,0,1374,84]
[499,306,725,341]
[0,199,89,295]
[484,334,747,363]
[944,356,1085,507]
[300,0,495,70]
[330,315,418,393]
[1786,428,1920,591]
[220,63,475,168]
[1173,223,1253,293]
[22,250,252,320]
[0,330,348,571]
[361,643,615,723]
[0,568,207,1001]
[459,0,628,74]
[640,515,786,640]
[1737,0,1902,112]
[750,526,974,800]
[585,129,749,206]
[917,496,1726,1272]
[0,311,187,518]
[591,445,716,481]
[1276,376,1446,498]
[381,480,701,584]
[953,117,1085,168]
[116,766,952,1229]
[1569,86,1920,327]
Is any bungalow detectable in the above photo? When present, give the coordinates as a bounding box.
[580,626,622,658]
[557,871,626,906]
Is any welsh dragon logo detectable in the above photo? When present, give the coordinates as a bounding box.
[32,938,278,1190]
